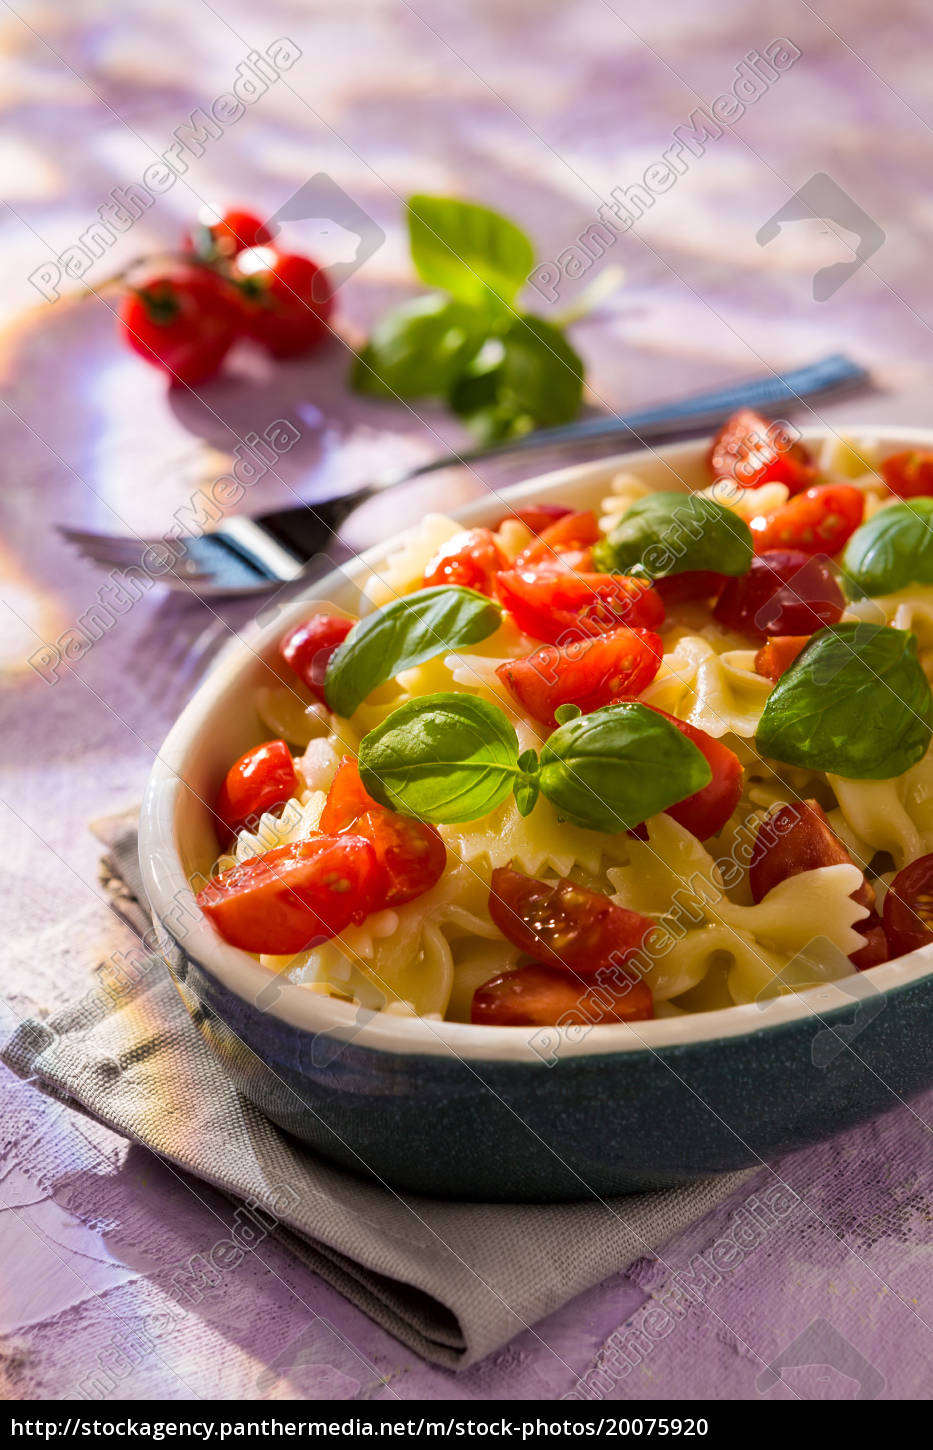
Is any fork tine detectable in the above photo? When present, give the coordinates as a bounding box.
[59,528,167,569]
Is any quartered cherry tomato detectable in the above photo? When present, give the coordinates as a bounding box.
[488,866,655,972]
[753,634,810,682]
[279,614,353,703]
[422,527,506,595]
[880,450,933,500]
[713,550,844,638]
[196,834,384,954]
[215,739,297,839]
[513,509,601,570]
[882,852,933,958]
[646,709,742,840]
[471,961,653,1026]
[319,755,378,833]
[494,503,572,535]
[235,249,333,357]
[319,757,446,906]
[750,484,863,556]
[186,207,273,261]
[496,627,663,727]
[748,800,882,966]
[354,809,446,907]
[495,568,664,645]
[654,570,727,605]
[708,409,817,494]
[118,264,241,385]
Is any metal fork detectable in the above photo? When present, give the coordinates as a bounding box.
[58,354,869,597]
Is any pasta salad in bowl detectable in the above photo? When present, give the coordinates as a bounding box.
[140,416,933,1199]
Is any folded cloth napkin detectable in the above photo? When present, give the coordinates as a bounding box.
[2,816,750,1371]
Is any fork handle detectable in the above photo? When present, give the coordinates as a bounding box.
[257,352,869,561]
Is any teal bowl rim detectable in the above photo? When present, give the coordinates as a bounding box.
[139,425,933,1065]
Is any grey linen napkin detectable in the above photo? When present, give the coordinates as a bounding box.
[2,816,750,1370]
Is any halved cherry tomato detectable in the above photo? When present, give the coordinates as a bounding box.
[279,614,353,703]
[319,756,378,834]
[708,410,817,494]
[880,451,933,500]
[422,527,506,595]
[753,634,810,682]
[654,570,727,605]
[645,709,742,840]
[197,834,384,954]
[750,484,863,556]
[713,550,844,638]
[489,866,655,972]
[471,961,653,1026]
[513,510,601,570]
[496,627,662,727]
[215,739,297,839]
[749,801,879,965]
[882,852,933,958]
[494,503,572,535]
[354,809,447,906]
[495,568,664,645]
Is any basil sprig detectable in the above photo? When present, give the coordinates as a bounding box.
[591,492,753,579]
[351,195,591,442]
[324,587,501,718]
[841,499,933,598]
[358,694,710,832]
[756,623,933,778]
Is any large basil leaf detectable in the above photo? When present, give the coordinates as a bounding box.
[408,195,534,310]
[538,702,711,832]
[351,293,485,399]
[841,499,933,598]
[756,623,933,778]
[592,491,753,579]
[324,588,501,717]
[358,693,523,824]
[450,316,584,442]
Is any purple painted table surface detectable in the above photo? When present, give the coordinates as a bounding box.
[1,0,932,1401]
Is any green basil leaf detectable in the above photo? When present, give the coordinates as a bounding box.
[324,588,501,717]
[514,773,541,817]
[756,623,933,778]
[350,293,485,399]
[538,702,712,833]
[357,693,521,824]
[841,499,933,598]
[408,195,534,310]
[499,315,583,426]
[591,491,753,579]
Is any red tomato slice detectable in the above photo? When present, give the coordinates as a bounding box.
[197,834,384,955]
[882,852,933,958]
[645,709,742,840]
[496,627,663,727]
[319,755,378,834]
[494,503,572,535]
[496,567,664,645]
[880,450,933,500]
[422,527,506,595]
[749,799,873,909]
[753,634,810,682]
[713,550,844,638]
[354,809,447,906]
[708,409,817,494]
[215,740,296,839]
[513,509,601,569]
[750,484,864,556]
[279,614,353,703]
[654,570,727,604]
[849,912,890,971]
[471,961,653,1026]
[489,866,655,972]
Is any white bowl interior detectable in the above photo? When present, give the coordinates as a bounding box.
[140,426,933,1060]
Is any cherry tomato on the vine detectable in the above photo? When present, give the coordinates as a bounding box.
[186,207,273,261]
[235,248,333,357]
[118,264,241,385]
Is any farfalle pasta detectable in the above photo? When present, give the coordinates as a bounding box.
[193,416,933,1029]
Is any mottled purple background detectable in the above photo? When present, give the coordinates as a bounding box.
[1,0,931,1402]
